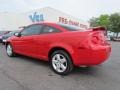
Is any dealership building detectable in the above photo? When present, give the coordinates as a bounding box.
[0,7,90,31]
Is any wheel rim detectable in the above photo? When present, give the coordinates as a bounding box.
[52,54,67,73]
[7,45,12,56]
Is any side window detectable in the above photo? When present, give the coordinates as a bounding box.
[41,26,61,34]
[21,25,43,36]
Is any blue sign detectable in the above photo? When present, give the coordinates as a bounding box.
[29,12,44,22]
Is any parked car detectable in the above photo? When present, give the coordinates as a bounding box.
[0,31,10,43]
[2,31,20,44]
[5,22,111,75]
[107,31,120,41]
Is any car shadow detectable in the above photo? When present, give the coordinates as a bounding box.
[14,54,49,67]
[12,54,102,76]
[72,66,100,75]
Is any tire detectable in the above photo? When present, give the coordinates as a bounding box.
[50,50,73,75]
[6,44,15,57]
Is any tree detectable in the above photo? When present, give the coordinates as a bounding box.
[89,13,120,38]
[97,15,110,29]
[109,13,120,37]
[89,17,99,27]
[89,14,110,29]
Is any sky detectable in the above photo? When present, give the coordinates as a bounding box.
[0,0,120,21]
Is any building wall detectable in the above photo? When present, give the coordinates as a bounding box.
[0,7,90,31]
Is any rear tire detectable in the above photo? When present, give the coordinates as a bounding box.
[50,50,73,75]
[6,44,15,57]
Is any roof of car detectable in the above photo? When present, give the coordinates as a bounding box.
[33,22,81,30]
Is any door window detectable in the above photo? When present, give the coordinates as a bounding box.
[21,24,43,36]
[41,26,61,34]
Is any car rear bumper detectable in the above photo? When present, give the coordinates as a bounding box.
[72,45,111,66]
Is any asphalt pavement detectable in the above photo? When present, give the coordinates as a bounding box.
[0,42,120,90]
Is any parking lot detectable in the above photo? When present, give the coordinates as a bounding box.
[0,42,120,90]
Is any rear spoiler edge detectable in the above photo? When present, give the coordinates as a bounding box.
[91,26,106,31]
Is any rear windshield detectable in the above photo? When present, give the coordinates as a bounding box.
[59,24,81,31]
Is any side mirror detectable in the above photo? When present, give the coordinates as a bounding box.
[14,32,21,37]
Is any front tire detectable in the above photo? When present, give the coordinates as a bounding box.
[6,44,15,57]
[50,50,73,75]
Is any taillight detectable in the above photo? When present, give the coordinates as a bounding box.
[91,31,106,45]
[92,36,100,44]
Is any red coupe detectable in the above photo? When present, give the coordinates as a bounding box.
[6,22,111,75]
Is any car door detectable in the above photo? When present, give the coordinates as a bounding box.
[12,24,43,57]
[34,25,62,60]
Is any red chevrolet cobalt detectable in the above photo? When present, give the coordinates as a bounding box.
[6,22,111,75]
